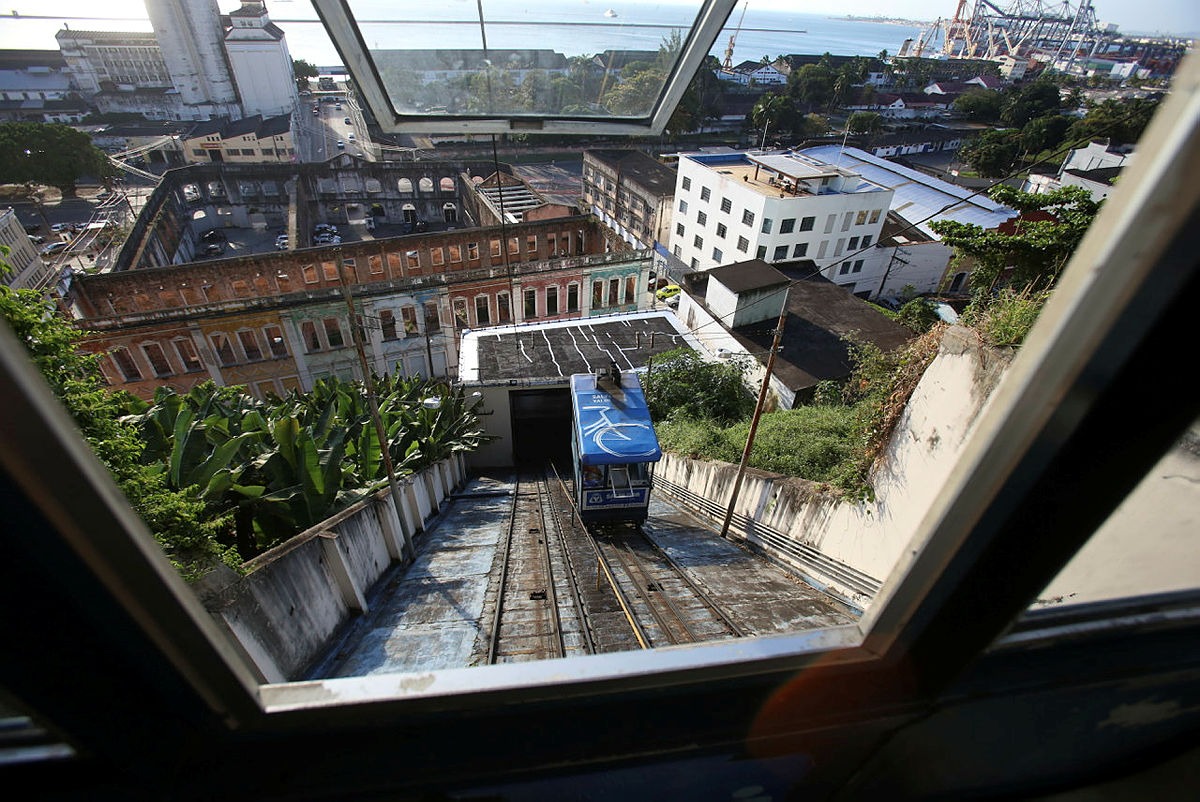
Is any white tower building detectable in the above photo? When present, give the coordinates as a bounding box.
[144,0,241,119]
[223,1,300,119]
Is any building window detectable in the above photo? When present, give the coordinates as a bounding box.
[237,330,263,362]
[716,222,727,238]
[173,338,202,372]
[712,248,723,263]
[324,318,344,348]
[681,176,691,191]
[211,334,236,366]
[141,343,171,378]
[524,288,538,318]
[430,247,444,266]
[676,222,685,237]
[301,321,320,353]
[567,283,580,312]
[853,259,864,273]
[449,244,462,263]
[849,236,860,250]
[380,310,398,341]
[720,197,731,213]
[424,301,440,333]
[700,186,711,202]
[824,214,837,234]
[678,199,688,214]
[862,235,873,247]
[490,238,503,258]
[697,211,707,226]
[742,209,755,226]
[672,245,682,257]
[476,296,491,326]
[545,286,559,316]
[761,218,772,234]
[526,235,537,253]
[756,246,767,259]
[693,235,703,249]
[793,243,808,258]
[495,292,511,324]
[453,298,469,328]
[781,218,796,234]
[592,280,604,308]
[264,326,288,358]
[624,276,635,305]
[303,265,319,283]
[690,258,699,269]
[773,245,788,261]
[110,345,141,381]
[839,261,852,275]
[736,236,749,253]
[869,209,881,224]
[800,216,815,232]
[842,212,854,232]
[402,306,418,336]
[322,262,340,282]
[856,210,868,225]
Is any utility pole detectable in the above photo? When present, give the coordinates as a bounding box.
[338,253,403,540]
[720,289,788,540]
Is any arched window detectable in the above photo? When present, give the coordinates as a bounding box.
[418,177,434,192]
[398,178,413,193]
[439,176,454,192]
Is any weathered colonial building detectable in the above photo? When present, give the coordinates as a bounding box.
[583,149,676,250]
[64,217,651,400]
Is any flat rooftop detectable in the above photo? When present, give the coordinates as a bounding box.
[687,150,886,199]
[459,311,701,384]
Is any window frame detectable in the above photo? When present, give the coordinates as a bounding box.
[0,57,1197,798]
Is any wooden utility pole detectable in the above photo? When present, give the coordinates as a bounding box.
[720,289,788,540]
[338,253,403,535]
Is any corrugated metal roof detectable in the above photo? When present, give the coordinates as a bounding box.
[799,145,1017,236]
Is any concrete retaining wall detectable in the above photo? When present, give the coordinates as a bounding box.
[655,327,1011,613]
[207,455,466,681]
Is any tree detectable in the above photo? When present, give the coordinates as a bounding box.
[788,63,834,110]
[1000,76,1063,128]
[953,88,1004,122]
[1020,114,1072,156]
[644,348,754,423]
[0,122,113,197]
[847,111,883,135]
[929,185,1100,292]
[1067,97,1160,146]
[292,58,319,90]
[751,92,793,143]
[958,128,1022,177]
[0,280,232,578]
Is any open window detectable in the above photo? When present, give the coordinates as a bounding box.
[311,0,738,135]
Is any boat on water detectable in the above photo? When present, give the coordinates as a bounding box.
[605,9,617,18]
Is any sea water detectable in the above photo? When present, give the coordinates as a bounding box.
[0,1,925,67]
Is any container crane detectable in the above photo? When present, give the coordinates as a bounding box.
[722,1,749,70]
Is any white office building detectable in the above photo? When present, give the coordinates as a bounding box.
[668,149,894,282]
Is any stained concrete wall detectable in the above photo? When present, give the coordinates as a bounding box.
[655,326,1012,612]
[207,457,464,681]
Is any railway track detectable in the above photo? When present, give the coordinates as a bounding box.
[481,468,745,663]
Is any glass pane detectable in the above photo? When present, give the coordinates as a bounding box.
[349,1,704,119]
[1028,419,1200,612]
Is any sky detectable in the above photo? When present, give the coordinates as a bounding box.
[2,1,1197,42]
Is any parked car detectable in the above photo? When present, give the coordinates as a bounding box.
[50,223,73,233]
[655,283,682,301]
[336,140,345,149]
[343,117,351,125]
[347,133,356,142]
[275,234,289,250]
[200,229,226,243]
[414,220,428,232]
[41,241,69,256]
[29,235,45,244]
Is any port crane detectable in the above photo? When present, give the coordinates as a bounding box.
[722,0,749,70]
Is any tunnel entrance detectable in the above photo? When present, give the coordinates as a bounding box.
[510,388,572,467]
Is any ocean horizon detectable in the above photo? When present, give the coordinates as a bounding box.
[1,6,926,69]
